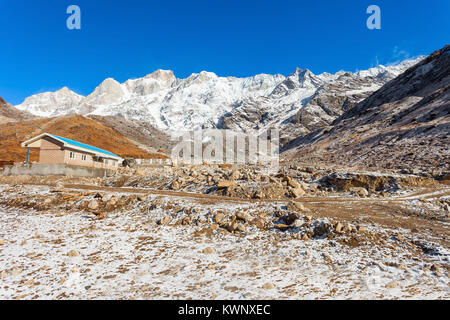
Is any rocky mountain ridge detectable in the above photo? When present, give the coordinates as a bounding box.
[14,59,422,142]
[284,45,450,172]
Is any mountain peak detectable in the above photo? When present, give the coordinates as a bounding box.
[145,69,176,81]
[100,78,120,85]
[86,78,126,105]
[56,86,82,96]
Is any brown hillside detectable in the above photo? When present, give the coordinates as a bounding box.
[0,96,37,124]
[0,115,167,163]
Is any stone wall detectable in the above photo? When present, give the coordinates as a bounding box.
[2,163,115,178]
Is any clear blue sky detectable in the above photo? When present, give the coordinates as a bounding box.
[0,0,449,105]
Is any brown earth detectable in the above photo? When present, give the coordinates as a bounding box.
[88,115,174,156]
[0,96,36,124]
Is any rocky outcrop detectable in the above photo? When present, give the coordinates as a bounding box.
[0,96,36,124]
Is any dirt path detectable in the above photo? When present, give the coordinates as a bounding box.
[56,183,450,248]
[62,183,450,203]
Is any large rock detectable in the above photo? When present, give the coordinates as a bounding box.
[87,200,100,210]
[217,180,237,189]
[349,187,369,197]
[235,212,251,223]
[289,186,305,198]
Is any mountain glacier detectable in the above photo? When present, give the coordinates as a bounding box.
[15,58,423,139]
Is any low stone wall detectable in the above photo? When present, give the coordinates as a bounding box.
[2,163,115,178]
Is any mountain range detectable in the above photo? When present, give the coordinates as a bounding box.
[14,58,422,143]
[4,45,449,171]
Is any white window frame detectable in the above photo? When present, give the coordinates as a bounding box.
[81,154,87,161]
[70,151,75,159]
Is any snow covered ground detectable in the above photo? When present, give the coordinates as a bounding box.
[0,185,448,300]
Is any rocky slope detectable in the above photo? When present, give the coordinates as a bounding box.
[87,115,175,154]
[0,96,36,124]
[14,59,422,141]
[284,45,450,172]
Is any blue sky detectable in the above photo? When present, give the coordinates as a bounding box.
[0,0,449,105]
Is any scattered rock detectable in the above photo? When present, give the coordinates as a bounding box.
[274,224,290,231]
[262,283,275,290]
[214,213,225,224]
[181,217,191,226]
[350,187,369,197]
[223,221,246,233]
[235,223,246,233]
[322,253,333,264]
[431,264,443,277]
[385,281,398,289]
[357,225,367,233]
[235,212,251,223]
[289,186,305,198]
[87,200,99,210]
[293,219,304,228]
[202,247,216,254]
[170,181,180,190]
[282,211,302,225]
[67,250,80,257]
[286,201,307,212]
[217,180,237,189]
[313,220,332,237]
[158,216,172,225]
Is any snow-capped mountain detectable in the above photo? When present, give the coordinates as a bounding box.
[14,57,423,139]
[15,87,84,118]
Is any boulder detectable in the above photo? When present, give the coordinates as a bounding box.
[214,213,225,224]
[170,181,180,190]
[289,186,305,198]
[235,212,251,223]
[286,201,307,212]
[349,187,369,197]
[67,250,80,257]
[87,200,100,210]
[158,216,172,225]
[217,180,237,189]
[202,247,216,254]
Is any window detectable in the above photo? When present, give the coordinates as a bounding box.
[81,154,87,161]
[70,152,75,159]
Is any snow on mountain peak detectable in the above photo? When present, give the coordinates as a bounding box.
[13,57,423,133]
[145,69,176,81]
[15,87,84,117]
[86,78,128,105]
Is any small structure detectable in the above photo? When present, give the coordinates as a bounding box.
[21,133,121,170]
[134,157,172,166]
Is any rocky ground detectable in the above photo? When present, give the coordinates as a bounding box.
[0,164,448,300]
